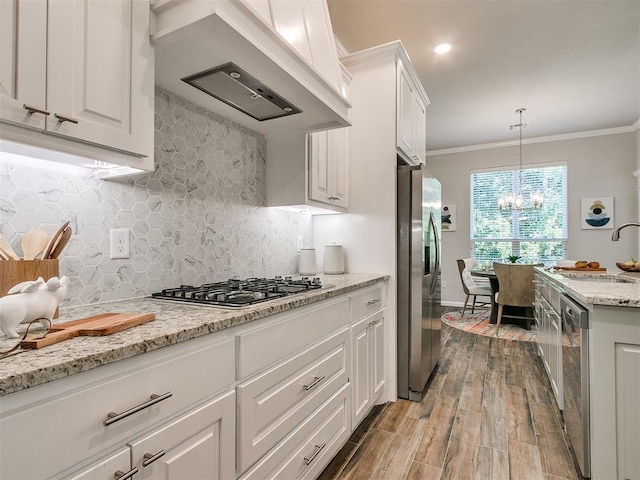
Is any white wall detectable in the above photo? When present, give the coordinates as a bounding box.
[427,132,638,306]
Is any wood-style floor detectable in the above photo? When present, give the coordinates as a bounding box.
[319,323,581,480]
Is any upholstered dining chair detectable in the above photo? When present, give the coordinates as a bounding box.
[492,262,538,337]
[456,258,492,316]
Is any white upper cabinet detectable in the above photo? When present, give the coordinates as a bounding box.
[342,42,429,167]
[0,0,47,129]
[397,57,427,165]
[0,0,154,173]
[308,128,348,209]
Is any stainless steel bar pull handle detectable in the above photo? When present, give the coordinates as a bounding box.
[304,443,326,465]
[366,299,380,306]
[23,104,50,116]
[142,450,166,467]
[303,375,325,391]
[104,392,172,426]
[54,113,79,124]
[114,467,138,480]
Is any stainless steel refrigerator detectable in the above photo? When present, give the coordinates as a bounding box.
[397,164,442,401]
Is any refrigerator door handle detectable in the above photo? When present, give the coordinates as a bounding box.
[429,212,440,296]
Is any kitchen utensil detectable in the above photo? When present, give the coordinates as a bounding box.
[19,312,155,349]
[49,226,72,259]
[323,244,345,274]
[21,229,49,260]
[0,235,20,260]
[42,221,70,259]
[299,248,317,275]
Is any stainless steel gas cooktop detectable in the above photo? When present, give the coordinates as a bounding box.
[150,276,325,308]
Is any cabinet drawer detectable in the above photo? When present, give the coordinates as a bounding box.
[241,384,351,480]
[237,297,349,379]
[350,282,385,321]
[237,328,349,473]
[0,336,234,480]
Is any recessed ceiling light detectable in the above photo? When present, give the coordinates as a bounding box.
[434,43,452,54]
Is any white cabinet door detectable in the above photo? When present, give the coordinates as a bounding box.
[351,315,371,426]
[63,448,133,480]
[615,343,640,480]
[371,313,386,401]
[308,128,348,209]
[396,59,415,161]
[0,0,47,129]
[549,309,563,409]
[413,93,427,165]
[130,391,236,480]
[46,0,152,156]
[328,127,348,208]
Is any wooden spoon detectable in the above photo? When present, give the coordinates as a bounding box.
[49,226,72,259]
[43,221,70,259]
[21,228,49,260]
[0,234,20,260]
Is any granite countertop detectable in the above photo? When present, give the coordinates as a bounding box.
[0,273,388,397]
[536,268,640,308]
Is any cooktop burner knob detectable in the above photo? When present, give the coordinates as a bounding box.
[312,277,321,285]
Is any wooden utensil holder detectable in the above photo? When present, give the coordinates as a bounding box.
[0,259,61,317]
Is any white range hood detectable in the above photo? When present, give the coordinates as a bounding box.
[151,0,351,137]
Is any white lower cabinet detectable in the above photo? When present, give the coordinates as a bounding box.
[615,343,640,480]
[534,274,563,410]
[1,282,389,480]
[130,391,235,480]
[351,310,385,426]
[349,283,387,427]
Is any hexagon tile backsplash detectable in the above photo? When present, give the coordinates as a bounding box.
[0,88,312,306]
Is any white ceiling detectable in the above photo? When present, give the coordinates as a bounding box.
[327,0,640,151]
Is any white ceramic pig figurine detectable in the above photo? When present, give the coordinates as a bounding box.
[0,276,70,338]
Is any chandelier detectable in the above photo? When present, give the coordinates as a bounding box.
[498,108,544,211]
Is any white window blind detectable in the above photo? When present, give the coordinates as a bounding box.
[470,164,567,266]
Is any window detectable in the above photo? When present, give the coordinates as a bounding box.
[470,164,567,266]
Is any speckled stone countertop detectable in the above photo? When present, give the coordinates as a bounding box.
[536,268,640,308]
[0,274,387,397]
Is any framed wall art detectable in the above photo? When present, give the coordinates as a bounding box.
[441,204,456,231]
[581,197,614,229]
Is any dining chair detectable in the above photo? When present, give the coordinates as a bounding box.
[456,258,492,316]
[492,262,537,337]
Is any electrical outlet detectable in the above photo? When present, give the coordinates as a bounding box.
[442,280,447,288]
[296,235,304,252]
[110,228,130,259]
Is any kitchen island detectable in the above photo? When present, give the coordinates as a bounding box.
[0,273,388,480]
[535,268,640,480]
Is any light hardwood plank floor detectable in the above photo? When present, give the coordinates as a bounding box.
[318,323,580,480]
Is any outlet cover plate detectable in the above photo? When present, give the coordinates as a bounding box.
[110,228,130,259]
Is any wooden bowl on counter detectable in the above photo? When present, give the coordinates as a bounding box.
[616,262,640,272]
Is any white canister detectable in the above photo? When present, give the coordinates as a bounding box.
[323,244,345,274]
[298,248,317,275]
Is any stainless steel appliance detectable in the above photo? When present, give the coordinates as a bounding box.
[397,164,441,401]
[561,293,591,479]
[151,276,324,308]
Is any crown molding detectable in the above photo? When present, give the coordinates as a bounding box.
[427,124,639,157]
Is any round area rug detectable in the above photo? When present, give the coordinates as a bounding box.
[441,309,538,342]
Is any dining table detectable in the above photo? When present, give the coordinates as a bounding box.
[470,268,534,330]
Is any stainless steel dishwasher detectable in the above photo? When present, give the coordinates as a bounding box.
[560,293,590,479]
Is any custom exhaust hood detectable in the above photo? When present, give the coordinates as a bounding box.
[151,0,351,137]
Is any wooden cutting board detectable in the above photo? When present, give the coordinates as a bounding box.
[20,312,155,349]
[555,266,606,272]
